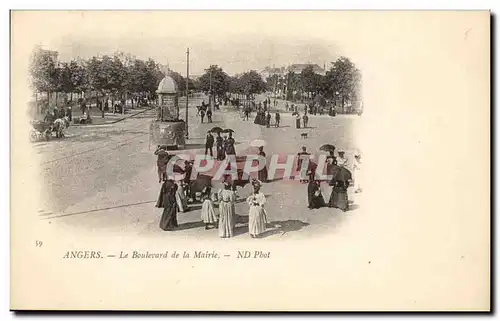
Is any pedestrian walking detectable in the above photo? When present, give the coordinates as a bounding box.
[247,179,267,238]
[275,112,280,127]
[216,132,225,160]
[225,132,236,156]
[266,112,271,128]
[201,187,217,230]
[328,179,350,211]
[337,150,348,167]
[303,113,309,128]
[295,113,301,129]
[183,160,193,197]
[154,145,169,183]
[307,180,326,209]
[156,179,179,231]
[258,146,268,182]
[352,154,363,193]
[200,109,205,123]
[205,131,214,157]
[218,181,236,238]
[207,108,213,123]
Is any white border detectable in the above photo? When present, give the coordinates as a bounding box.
[3,1,498,320]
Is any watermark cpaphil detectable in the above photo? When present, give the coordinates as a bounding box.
[164,151,337,183]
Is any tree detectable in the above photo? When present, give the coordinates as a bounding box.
[327,57,361,112]
[69,60,88,100]
[198,65,230,98]
[29,47,60,111]
[169,71,186,93]
[239,70,267,99]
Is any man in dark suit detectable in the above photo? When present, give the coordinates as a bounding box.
[205,131,214,157]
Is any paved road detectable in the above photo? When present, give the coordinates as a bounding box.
[35,93,362,240]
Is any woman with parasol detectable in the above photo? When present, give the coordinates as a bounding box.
[217,179,237,238]
[247,179,267,238]
[156,179,179,231]
[211,127,225,160]
[328,165,352,212]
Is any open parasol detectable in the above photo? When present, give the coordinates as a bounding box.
[319,144,336,152]
[292,111,299,116]
[222,128,235,133]
[334,166,352,181]
[210,126,223,134]
[250,139,267,147]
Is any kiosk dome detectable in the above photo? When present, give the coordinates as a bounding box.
[157,75,178,94]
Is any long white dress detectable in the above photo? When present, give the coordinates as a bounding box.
[201,198,217,224]
[175,183,188,212]
[218,189,236,238]
[352,159,363,191]
[247,192,267,236]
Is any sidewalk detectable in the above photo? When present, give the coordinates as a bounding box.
[70,107,154,126]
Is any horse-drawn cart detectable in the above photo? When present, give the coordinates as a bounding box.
[29,120,53,142]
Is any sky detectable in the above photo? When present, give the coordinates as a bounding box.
[13,11,352,76]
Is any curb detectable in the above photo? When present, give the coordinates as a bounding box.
[72,107,154,127]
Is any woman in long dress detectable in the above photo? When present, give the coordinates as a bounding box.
[200,187,217,230]
[218,181,236,238]
[175,181,189,213]
[328,179,349,211]
[225,132,236,156]
[307,180,326,209]
[156,180,179,231]
[247,179,267,238]
[257,146,268,182]
[353,154,363,193]
[216,133,225,160]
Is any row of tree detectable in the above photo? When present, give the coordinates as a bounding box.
[29,47,197,111]
[266,57,362,111]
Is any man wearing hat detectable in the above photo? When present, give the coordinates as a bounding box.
[205,131,214,157]
[154,145,170,183]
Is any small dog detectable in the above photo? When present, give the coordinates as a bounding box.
[301,133,308,139]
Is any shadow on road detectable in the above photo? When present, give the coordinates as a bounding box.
[176,220,205,231]
[263,219,310,237]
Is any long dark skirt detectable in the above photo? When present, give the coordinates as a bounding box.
[328,189,349,211]
[295,119,301,129]
[258,166,268,182]
[160,202,178,230]
[216,146,225,160]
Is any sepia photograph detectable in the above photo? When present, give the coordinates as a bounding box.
[10,10,490,311]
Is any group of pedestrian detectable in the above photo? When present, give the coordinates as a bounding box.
[205,130,236,160]
[254,107,280,128]
[295,112,309,129]
[303,145,363,212]
[198,101,213,123]
[157,177,268,239]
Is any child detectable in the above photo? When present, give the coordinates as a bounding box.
[200,187,217,230]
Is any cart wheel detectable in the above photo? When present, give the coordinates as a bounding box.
[29,131,37,142]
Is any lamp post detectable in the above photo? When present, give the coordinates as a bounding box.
[185,47,190,139]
